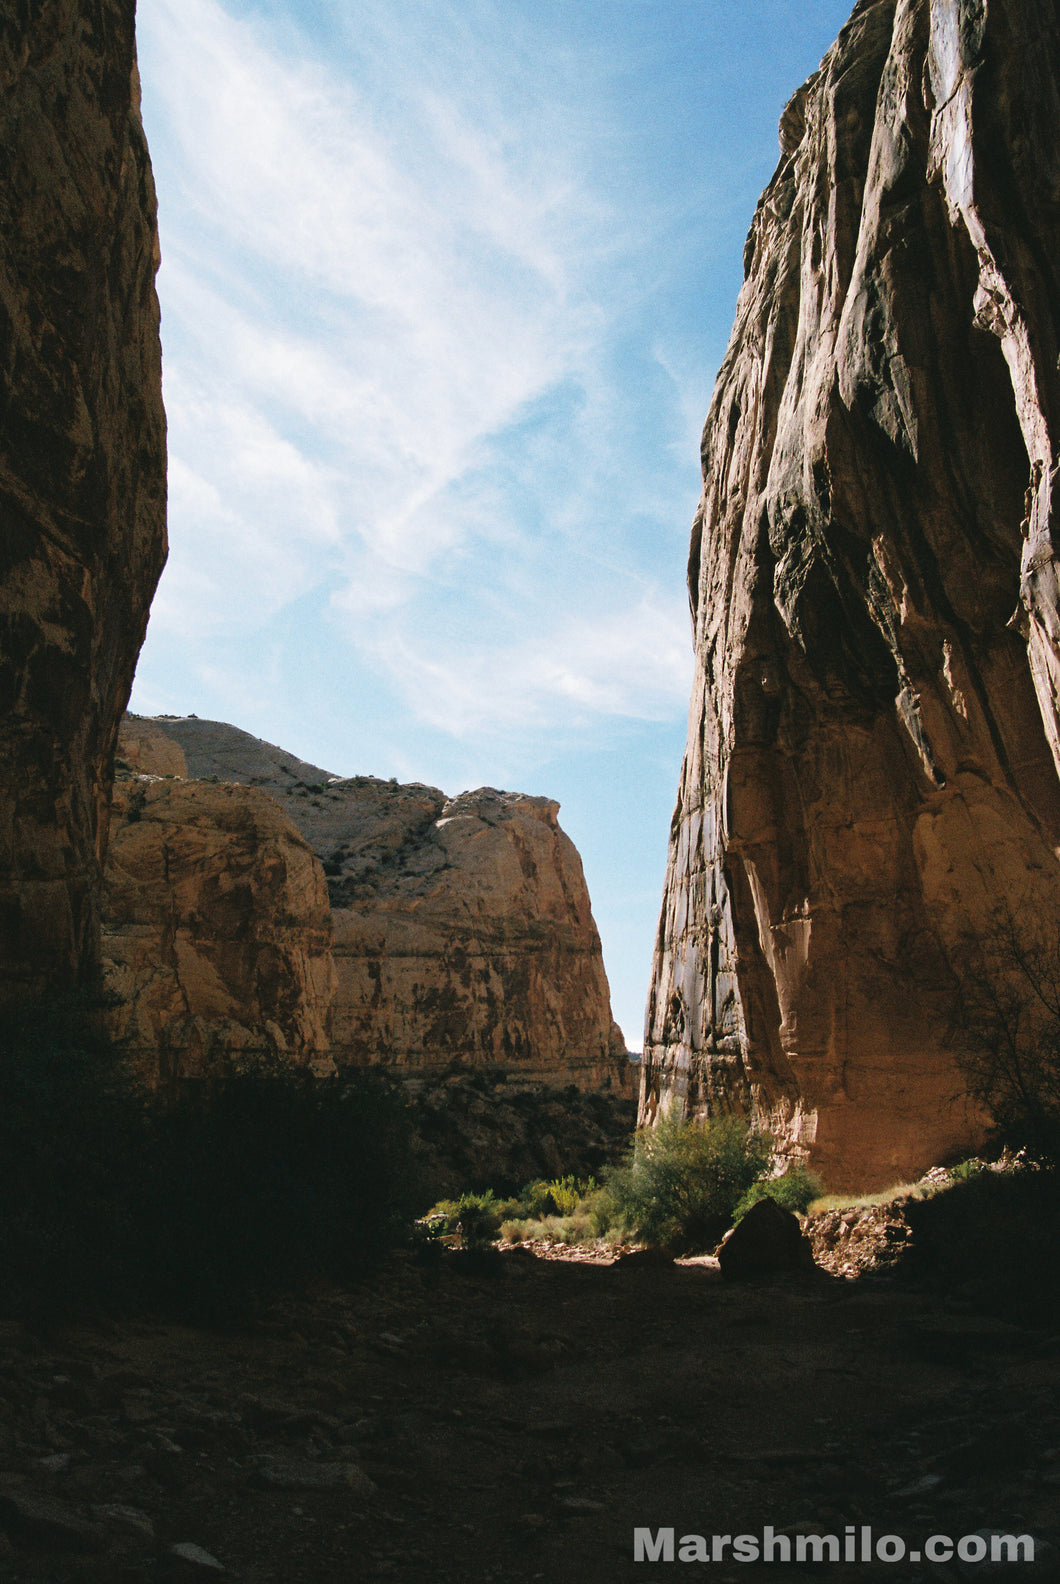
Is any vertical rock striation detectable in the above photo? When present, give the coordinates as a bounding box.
[644,0,1060,1188]
[0,3,167,1004]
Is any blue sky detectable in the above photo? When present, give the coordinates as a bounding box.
[131,0,855,1049]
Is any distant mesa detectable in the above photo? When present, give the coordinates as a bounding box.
[109,714,629,1092]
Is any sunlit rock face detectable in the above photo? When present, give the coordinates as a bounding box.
[0,6,167,1004]
[643,0,1060,1190]
[122,716,629,1090]
[102,774,336,1081]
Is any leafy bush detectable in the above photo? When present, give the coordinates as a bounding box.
[0,1003,418,1321]
[424,1190,505,1242]
[601,1113,771,1253]
[734,1163,823,1222]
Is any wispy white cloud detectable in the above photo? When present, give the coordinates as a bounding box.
[135,0,695,737]
[353,589,693,739]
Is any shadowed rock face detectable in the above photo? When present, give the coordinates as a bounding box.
[644,0,1060,1189]
[0,5,167,1004]
[118,716,628,1090]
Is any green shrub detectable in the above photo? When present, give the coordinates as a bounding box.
[601,1113,771,1253]
[948,1158,985,1183]
[734,1163,823,1222]
[423,1190,505,1243]
[515,1175,596,1219]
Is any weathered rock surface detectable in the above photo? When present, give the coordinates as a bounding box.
[117,716,628,1089]
[116,714,187,780]
[644,0,1060,1188]
[0,7,167,1005]
[102,776,334,1079]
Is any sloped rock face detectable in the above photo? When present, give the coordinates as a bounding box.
[128,715,627,1089]
[0,7,167,1005]
[117,715,188,780]
[644,0,1060,1189]
[102,777,335,1080]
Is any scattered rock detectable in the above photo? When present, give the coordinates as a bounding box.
[91,1502,155,1539]
[0,1488,106,1552]
[167,1541,225,1571]
[253,1459,376,1496]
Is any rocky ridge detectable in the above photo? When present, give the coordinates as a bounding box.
[112,715,627,1091]
[644,0,1060,1189]
[0,2,167,1007]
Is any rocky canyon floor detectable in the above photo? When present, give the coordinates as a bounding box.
[1,1216,1059,1584]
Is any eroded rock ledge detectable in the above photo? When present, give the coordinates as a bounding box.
[644,0,1060,1189]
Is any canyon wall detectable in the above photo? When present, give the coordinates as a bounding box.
[0,4,167,1005]
[643,0,1060,1189]
[112,716,628,1090]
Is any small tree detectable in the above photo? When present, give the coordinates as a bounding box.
[602,1113,771,1253]
[952,906,1060,1163]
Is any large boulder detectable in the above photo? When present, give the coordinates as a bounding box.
[0,5,167,1005]
[717,1198,817,1282]
[644,0,1060,1189]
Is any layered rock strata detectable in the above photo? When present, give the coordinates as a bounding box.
[644,0,1060,1188]
[0,5,167,1004]
[102,774,335,1080]
[115,716,628,1090]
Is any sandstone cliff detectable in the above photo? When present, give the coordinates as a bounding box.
[0,5,167,1005]
[644,0,1060,1189]
[116,716,627,1089]
[102,774,335,1080]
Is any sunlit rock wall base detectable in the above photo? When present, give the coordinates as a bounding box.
[643,0,1060,1190]
[0,4,166,1003]
[119,716,629,1092]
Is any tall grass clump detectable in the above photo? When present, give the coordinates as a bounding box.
[602,1113,771,1253]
